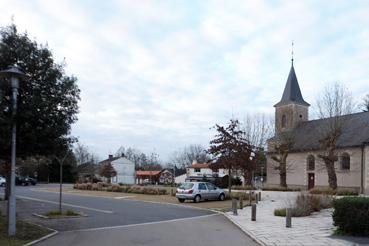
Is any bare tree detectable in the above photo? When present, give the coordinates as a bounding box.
[241,113,274,149]
[361,94,369,112]
[270,131,294,188]
[315,82,356,189]
[74,143,99,166]
[169,144,209,169]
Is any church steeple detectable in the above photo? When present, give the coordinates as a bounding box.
[274,56,310,134]
[274,64,310,107]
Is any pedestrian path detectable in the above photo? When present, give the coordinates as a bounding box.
[225,191,355,246]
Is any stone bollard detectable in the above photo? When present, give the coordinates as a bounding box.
[232,199,238,215]
[251,204,256,221]
[286,208,292,228]
[258,191,261,201]
[239,196,243,209]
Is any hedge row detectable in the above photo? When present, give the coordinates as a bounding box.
[309,188,358,196]
[73,182,168,195]
[333,197,369,236]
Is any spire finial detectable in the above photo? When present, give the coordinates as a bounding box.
[291,40,294,66]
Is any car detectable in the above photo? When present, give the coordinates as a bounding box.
[0,176,5,187]
[15,176,29,186]
[26,177,37,185]
[176,182,225,203]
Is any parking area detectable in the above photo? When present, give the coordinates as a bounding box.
[37,184,235,211]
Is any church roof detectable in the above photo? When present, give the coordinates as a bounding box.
[274,64,310,107]
[272,111,369,152]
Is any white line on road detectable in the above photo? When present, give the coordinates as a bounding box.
[68,213,218,232]
[16,195,114,214]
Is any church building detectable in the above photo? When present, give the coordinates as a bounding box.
[266,59,369,193]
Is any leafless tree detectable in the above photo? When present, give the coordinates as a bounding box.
[361,94,369,112]
[270,131,295,188]
[241,113,274,149]
[315,82,356,189]
[74,143,99,166]
[169,144,210,169]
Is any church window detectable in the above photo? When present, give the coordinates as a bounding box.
[281,115,286,128]
[307,155,315,171]
[341,153,350,170]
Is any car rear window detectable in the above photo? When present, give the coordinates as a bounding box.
[179,183,194,190]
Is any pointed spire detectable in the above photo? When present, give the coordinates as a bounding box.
[274,56,310,107]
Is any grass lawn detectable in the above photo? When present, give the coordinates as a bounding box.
[0,213,52,246]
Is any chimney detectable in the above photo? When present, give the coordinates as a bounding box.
[192,160,197,165]
[108,154,113,160]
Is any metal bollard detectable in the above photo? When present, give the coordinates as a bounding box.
[286,208,292,228]
[239,196,243,209]
[258,191,261,201]
[255,193,258,204]
[232,199,238,215]
[251,204,256,221]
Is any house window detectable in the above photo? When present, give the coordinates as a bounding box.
[281,115,286,128]
[194,168,201,172]
[341,153,350,170]
[307,155,315,171]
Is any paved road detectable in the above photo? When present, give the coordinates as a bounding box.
[1,184,258,246]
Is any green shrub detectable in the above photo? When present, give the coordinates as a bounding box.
[274,208,286,216]
[262,186,301,192]
[309,188,359,196]
[231,185,255,190]
[333,197,369,236]
[336,190,359,196]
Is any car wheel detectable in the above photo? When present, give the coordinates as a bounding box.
[193,195,201,203]
[178,198,185,203]
[218,193,225,201]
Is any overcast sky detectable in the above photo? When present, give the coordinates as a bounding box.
[1,0,369,162]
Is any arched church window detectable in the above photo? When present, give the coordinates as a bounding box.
[307,155,315,171]
[281,115,286,128]
[341,153,350,170]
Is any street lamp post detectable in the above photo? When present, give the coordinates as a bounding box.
[0,66,27,236]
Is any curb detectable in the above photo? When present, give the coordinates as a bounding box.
[23,224,58,246]
[222,212,266,246]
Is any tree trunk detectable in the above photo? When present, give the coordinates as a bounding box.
[243,170,252,186]
[279,153,288,188]
[324,160,337,189]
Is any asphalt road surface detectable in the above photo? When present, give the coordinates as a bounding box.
[0,184,258,246]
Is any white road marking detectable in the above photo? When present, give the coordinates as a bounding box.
[68,213,219,232]
[16,195,114,214]
[114,196,135,199]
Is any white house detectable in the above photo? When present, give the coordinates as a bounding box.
[186,161,228,182]
[99,155,135,184]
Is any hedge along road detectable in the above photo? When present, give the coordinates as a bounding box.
[1,184,259,246]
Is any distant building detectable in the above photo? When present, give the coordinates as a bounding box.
[185,161,228,182]
[99,154,135,184]
[136,169,174,185]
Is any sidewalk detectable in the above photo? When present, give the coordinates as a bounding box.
[225,191,357,246]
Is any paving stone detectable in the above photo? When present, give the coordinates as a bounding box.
[224,191,360,246]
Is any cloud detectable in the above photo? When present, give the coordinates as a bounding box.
[1,0,369,161]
